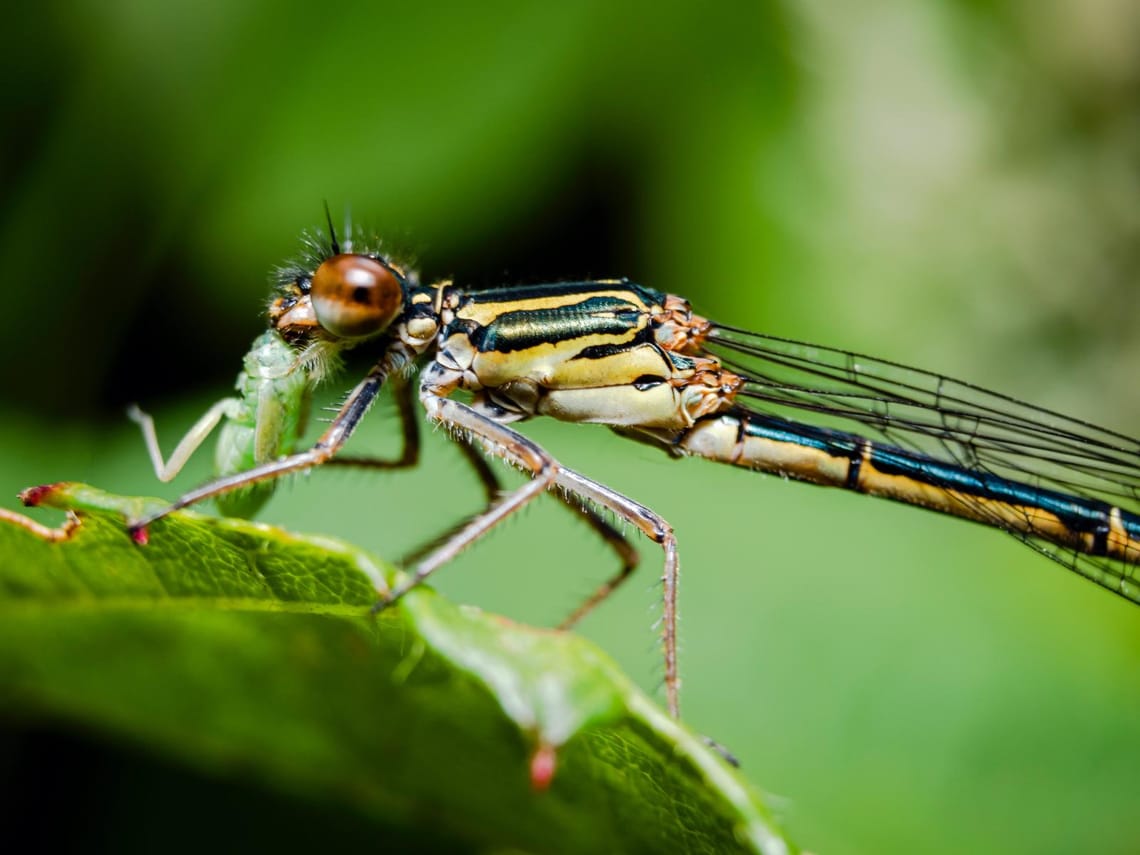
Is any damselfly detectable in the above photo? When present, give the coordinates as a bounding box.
[129,219,1140,718]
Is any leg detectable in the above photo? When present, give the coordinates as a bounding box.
[377,389,560,602]
[382,420,680,716]
[324,372,420,471]
[393,439,503,568]
[382,365,680,716]
[553,468,681,719]
[554,504,640,631]
[128,399,239,482]
[399,433,641,626]
[441,394,642,616]
[324,376,635,604]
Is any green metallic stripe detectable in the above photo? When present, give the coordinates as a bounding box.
[469,295,647,354]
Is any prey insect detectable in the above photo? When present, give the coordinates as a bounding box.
[129,325,434,517]
[129,330,310,519]
[130,221,1140,718]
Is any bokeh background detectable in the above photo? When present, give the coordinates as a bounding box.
[4,2,1139,853]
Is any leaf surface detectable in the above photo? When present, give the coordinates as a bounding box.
[0,484,796,855]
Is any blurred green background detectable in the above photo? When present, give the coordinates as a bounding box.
[3,1,1139,852]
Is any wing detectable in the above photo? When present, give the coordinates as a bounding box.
[702,323,1140,601]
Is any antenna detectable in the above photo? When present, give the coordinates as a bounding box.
[322,201,341,255]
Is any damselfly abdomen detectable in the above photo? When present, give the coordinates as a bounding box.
[129,222,1140,718]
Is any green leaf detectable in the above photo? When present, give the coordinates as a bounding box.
[0,484,797,855]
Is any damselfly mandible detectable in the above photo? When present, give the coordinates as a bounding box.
[129,221,1140,718]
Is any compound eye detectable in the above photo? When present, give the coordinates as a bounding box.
[310,254,403,339]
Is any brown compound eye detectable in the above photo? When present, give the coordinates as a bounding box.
[310,254,403,339]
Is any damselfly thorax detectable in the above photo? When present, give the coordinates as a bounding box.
[130,225,1140,718]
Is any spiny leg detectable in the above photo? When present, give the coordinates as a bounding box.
[394,438,502,568]
[377,391,561,605]
[398,431,641,626]
[553,467,680,719]
[380,369,680,716]
[398,438,681,717]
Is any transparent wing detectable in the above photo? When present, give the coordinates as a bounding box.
[704,323,1140,599]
